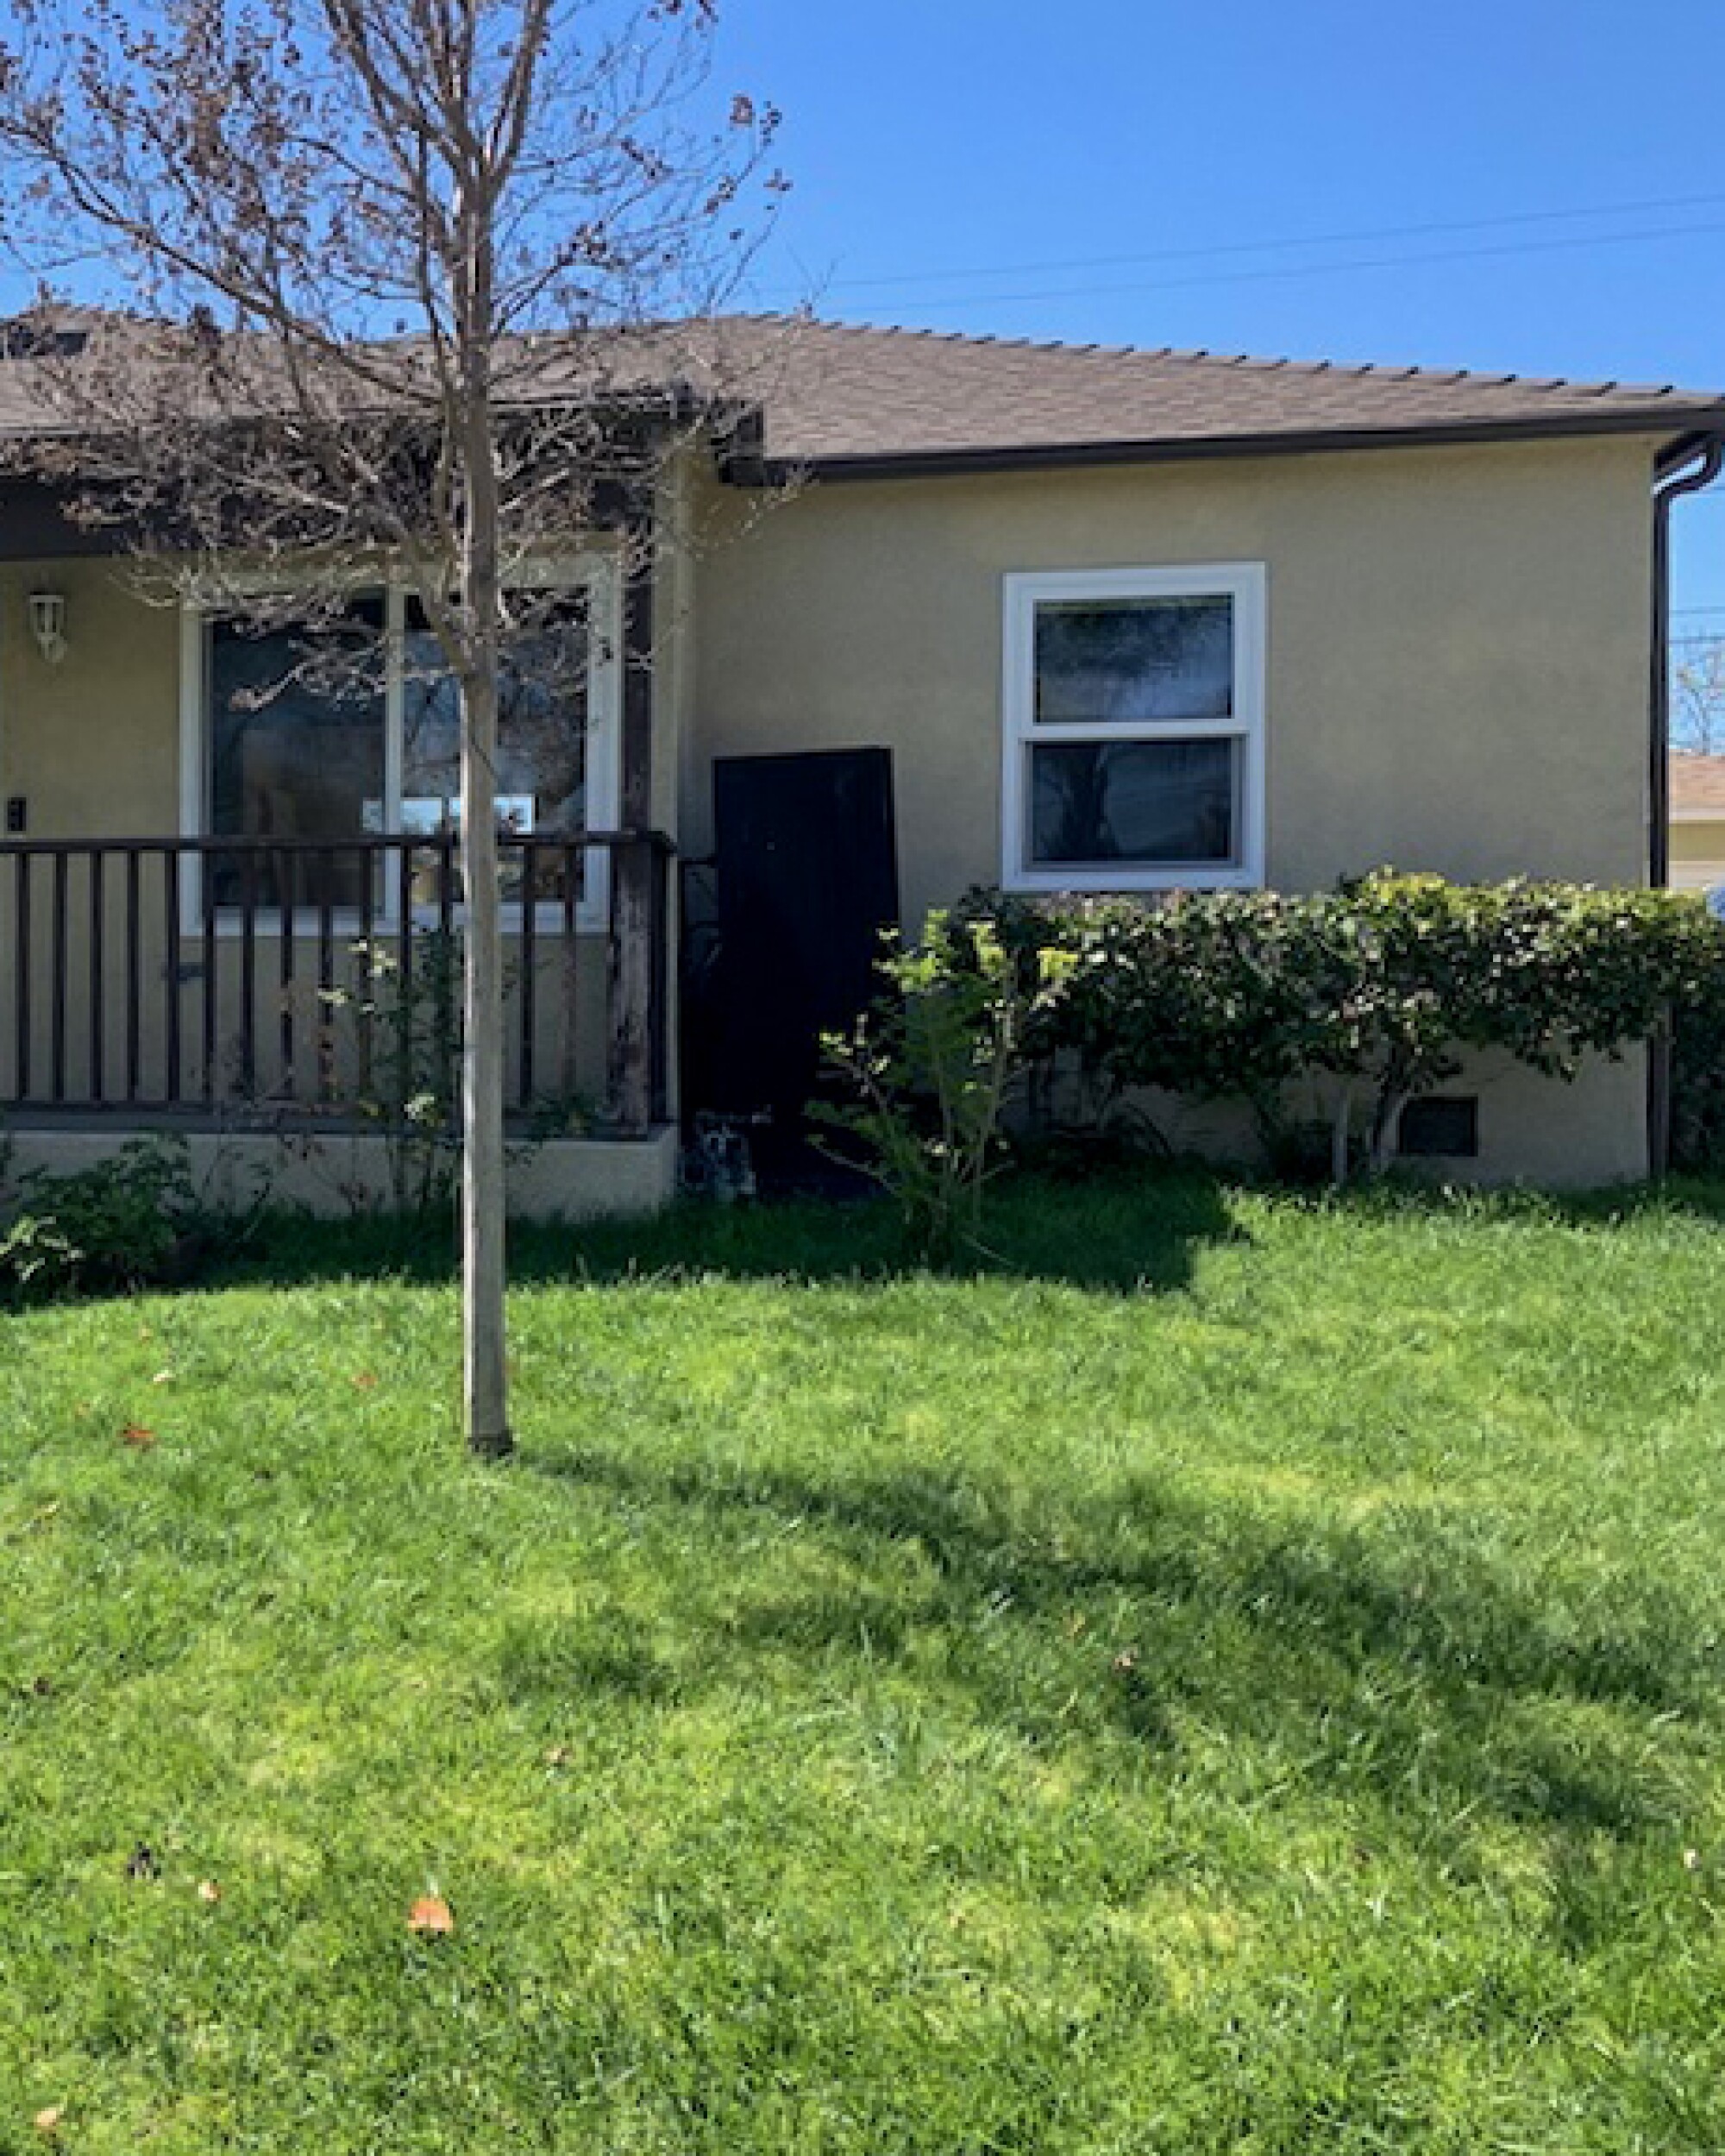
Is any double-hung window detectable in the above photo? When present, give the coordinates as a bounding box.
[1002,563,1266,892]
[182,557,622,928]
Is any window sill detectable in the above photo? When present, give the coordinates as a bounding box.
[1004,864,1263,896]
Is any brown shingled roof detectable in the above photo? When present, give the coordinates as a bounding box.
[2,306,1720,478]
[1672,755,1725,819]
[690,315,1725,478]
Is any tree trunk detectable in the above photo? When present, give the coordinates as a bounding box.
[456,187,512,1461]
[1330,1081,1354,1189]
[1368,1083,1410,1179]
[459,653,512,1458]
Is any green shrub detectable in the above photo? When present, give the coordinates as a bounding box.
[957,874,1725,1185]
[1674,975,1725,1172]
[0,1139,206,1304]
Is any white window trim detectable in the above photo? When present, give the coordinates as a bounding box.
[177,552,624,935]
[1001,562,1268,894]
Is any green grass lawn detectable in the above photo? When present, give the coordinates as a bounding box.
[6,1174,1725,2153]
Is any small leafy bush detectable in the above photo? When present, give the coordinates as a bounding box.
[1674,982,1725,1172]
[816,913,1072,1260]
[321,930,464,1219]
[0,1139,205,1304]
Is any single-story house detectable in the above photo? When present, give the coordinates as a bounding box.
[1671,753,1725,892]
[0,314,1720,1209]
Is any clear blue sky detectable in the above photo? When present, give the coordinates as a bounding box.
[719,0,1725,623]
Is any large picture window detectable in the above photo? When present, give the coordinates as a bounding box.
[206,594,387,913]
[184,561,621,927]
[1002,563,1266,892]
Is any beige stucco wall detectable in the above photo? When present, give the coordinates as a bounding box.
[686,435,1662,1185]
[0,557,182,833]
[687,436,1658,916]
[1128,1046,1652,1197]
[1126,1052,1649,1191]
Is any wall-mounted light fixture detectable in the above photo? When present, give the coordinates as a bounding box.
[28,590,66,666]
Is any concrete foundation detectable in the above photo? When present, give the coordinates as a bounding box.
[1111,1048,1651,1190]
[2,1122,681,1222]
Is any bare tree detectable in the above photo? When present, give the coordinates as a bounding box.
[0,0,787,1455]
[1674,636,1725,757]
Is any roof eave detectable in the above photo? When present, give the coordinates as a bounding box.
[724,405,1725,487]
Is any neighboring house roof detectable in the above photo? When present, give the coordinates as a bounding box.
[1672,754,1725,820]
[686,316,1725,481]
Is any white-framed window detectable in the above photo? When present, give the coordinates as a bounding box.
[177,555,623,932]
[1001,563,1267,893]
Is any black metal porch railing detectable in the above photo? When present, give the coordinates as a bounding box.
[0,830,673,1131]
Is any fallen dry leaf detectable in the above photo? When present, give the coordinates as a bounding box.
[198,1878,223,1904]
[33,2107,62,2137]
[407,1894,455,1936]
[351,1371,379,1392]
[121,1424,157,1451]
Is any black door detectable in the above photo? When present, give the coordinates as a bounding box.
[689,747,899,1182]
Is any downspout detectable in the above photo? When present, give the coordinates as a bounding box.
[1653,433,1725,883]
[1648,431,1725,1172]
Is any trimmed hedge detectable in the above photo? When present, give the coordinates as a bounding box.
[952,872,1725,1179]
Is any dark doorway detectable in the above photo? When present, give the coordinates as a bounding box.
[686,747,899,1186]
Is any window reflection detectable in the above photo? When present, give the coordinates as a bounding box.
[1030,739,1236,867]
[207,595,386,909]
[401,596,591,907]
[1034,598,1233,726]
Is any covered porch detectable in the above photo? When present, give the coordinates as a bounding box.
[0,512,684,1219]
[0,827,677,1215]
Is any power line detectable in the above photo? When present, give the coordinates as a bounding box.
[792,188,1725,300]
[815,218,1725,317]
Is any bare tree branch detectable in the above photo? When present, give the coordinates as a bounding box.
[0,0,798,1456]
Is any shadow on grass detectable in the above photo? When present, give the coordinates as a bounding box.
[518,1442,1703,1845]
[204,1165,1725,1303]
[209,1166,1248,1298]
